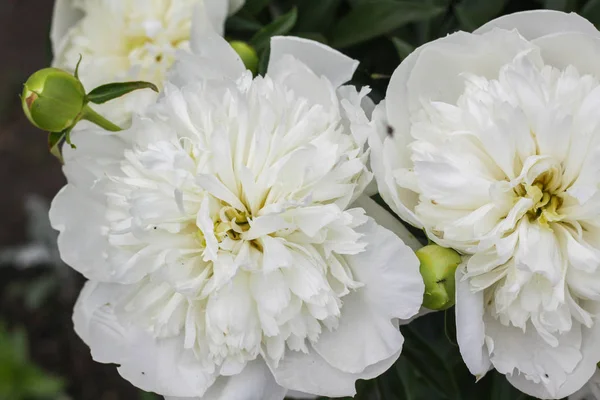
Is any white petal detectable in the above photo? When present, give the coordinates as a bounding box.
[186,1,246,80]
[406,29,537,111]
[533,32,600,77]
[268,36,359,88]
[312,288,404,374]
[73,281,129,363]
[268,346,401,397]
[455,265,492,378]
[50,185,114,282]
[73,282,216,397]
[352,194,423,251]
[61,129,128,193]
[267,54,336,108]
[267,349,357,397]
[474,10,600,40]
[166,359,286,400]
[344,218,424,320]
[569,369,600,400]
[50,0,83,59]
[506,318,600,399]
[369,101,422,228]
[203,0,229,36]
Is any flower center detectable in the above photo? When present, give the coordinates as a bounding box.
[214,206,251,242]
[516,169,565,227]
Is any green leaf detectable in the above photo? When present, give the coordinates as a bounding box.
[390,37,415,60]
[139,390,161,400]
[226,15,263,32]
[454,0,507,31]
[250,7,298,52]
[330,1,445,48]
[582,0,600,25]
[22,370,64,397]
[543,0,577,11]
[400,324,462,400]
[257,46,271,77]
[87,81,158,104]
[241,0,271,15]
[295,0,342,33]
[294,32,328,44]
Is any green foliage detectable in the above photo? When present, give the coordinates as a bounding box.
[0,323,66,400]
[250,7,298,52]
[582,0,600,24]
[86,81,158,105]
[454,0,508,31]
[330,1,445,48]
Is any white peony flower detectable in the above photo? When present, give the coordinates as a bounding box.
[49,20,424,399]
[50,0,244,126]
[370,10,600,399]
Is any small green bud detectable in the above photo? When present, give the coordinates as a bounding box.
[22,68,86,132]
[416,244,462,311]
[230,41,259,75]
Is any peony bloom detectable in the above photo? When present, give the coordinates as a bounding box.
[49,17,424,399]
[371,9,600,399]
[50,0,244,126]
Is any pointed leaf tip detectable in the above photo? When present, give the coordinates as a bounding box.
[87,81,159,104]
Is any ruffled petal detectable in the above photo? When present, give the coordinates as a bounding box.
[312,289,404,374]
[50,185,113,282]
[505,316,600,399]
[73,282,216,397]
[345,217,424,320]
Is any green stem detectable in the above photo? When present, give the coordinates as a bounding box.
[81,105,122,132]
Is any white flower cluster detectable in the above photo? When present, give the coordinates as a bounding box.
[48,1,600,399]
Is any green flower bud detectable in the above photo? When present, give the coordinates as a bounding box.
[22,68,86,132]
[230,41,259,75]
[416,244,462,311]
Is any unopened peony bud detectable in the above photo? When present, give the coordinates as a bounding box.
[230,41,259,75]
[22,68,86,132]
[416,244,462,310]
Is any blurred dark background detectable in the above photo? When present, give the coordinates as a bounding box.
[0,0,596,399]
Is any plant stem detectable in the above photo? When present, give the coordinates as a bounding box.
[81,105,122,132]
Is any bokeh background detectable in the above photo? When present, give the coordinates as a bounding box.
[1,0,598,399]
